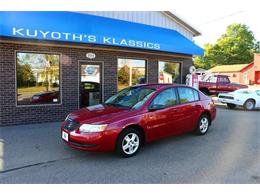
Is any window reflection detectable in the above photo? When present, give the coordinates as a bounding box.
[158,61,181,84]
[16,52,60,105]
[117,58,146,91]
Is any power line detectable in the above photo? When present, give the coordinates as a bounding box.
[198,10,245,26]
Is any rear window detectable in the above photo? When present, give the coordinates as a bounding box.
[178,87,199,103]
[193,90,200,101]
[218,77,230,83]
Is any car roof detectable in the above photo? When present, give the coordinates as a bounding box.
[34,91,55,96]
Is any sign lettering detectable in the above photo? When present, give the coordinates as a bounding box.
[11,27,161,50]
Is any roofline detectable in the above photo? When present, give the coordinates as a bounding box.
[210,62,254,73]
[211,71,243,73]
[162,11,201,37]
[240,62,254,72]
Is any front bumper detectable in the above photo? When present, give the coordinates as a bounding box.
[61,127,117,152]
[218,97,243,106]
[218,98,235,104]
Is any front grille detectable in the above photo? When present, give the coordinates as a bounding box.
[69,140,97,148]
[219,95,234,100]
[64,118,80,131]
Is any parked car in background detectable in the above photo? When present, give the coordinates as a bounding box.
[199,74,248,95]
[218,89,260,110]
[61,84,216,157]
[31,91,59,104]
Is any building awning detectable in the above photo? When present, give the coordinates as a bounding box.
[0,11,204,56]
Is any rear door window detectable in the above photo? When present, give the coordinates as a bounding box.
[178,87,199,103]
[193,89,200,101]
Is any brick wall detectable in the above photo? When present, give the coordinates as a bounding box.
[0,41,193,126]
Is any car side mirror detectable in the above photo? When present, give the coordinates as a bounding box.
[149,104,166,112]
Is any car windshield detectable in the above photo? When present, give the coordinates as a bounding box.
[256,90,260,96]
[105,87,156,109]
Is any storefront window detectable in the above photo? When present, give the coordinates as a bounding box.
[16,52,60,105]
[117,58,146,91]
[158,61,181,84]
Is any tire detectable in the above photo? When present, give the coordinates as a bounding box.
[227,103,236,109]
[244,99,255,111]
[116,128,142,158]
[195,114,210,135]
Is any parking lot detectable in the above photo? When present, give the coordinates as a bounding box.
[0,105,260,184]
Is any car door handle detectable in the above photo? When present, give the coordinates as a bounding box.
[148,115,156,119]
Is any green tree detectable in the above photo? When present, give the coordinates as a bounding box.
[43,54,59,91]
[17,63,36,87]
[255,41,260,53]
[194,23,260,69]
[37,54,60,91]
[163,62,180,82]
[118,65,130,85]
[164,62,175,74]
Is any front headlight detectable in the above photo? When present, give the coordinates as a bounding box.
[79,124,107,133]
[32,96,40,100]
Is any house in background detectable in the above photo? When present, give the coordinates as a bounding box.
[159,71,173,83]
[209,54,260,85]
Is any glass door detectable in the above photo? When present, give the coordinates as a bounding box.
[80,62,102,108]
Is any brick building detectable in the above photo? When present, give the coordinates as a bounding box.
[209,54,260,85]
[0,11,203,126]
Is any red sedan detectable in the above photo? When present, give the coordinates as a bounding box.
[31,91,59,104]
[61,84,216,157]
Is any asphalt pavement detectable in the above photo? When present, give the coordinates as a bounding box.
[0,105,260,183]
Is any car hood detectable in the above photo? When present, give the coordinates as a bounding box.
[68,104,131,124]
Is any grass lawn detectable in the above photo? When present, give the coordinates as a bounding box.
[118,83,129,91]
[18,86,57,95]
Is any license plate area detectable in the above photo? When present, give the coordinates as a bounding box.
[62,131,69,142]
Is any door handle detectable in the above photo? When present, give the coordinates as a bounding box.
[148,114,155,119]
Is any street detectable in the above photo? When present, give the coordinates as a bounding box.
[0,105,260,183]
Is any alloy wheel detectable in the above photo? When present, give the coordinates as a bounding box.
[122,133,140,155]
[199,117,209,133]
